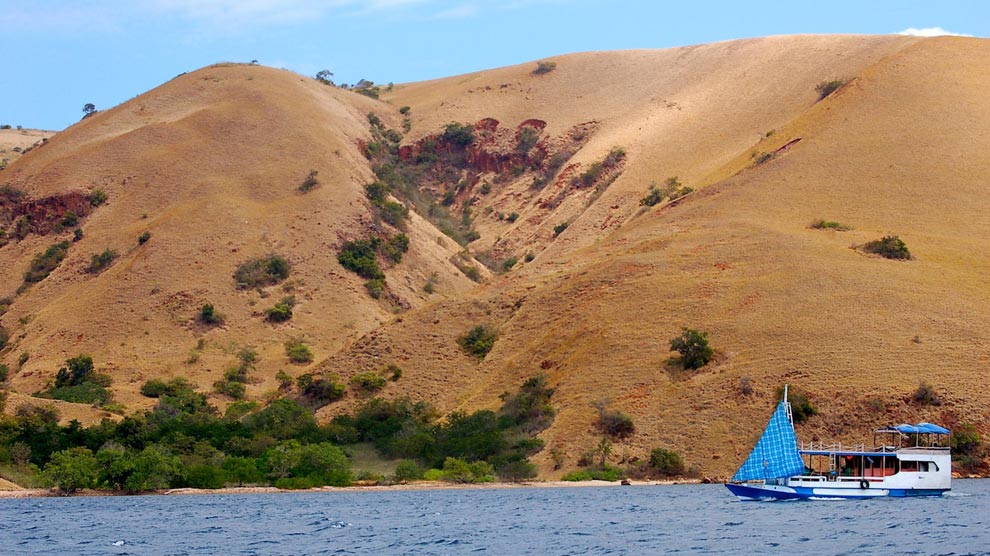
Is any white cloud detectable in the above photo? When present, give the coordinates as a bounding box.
[430,4,480,19]
[898,27,973,37]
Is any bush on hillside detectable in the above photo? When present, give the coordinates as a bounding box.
[458,325,498,359]
[532,61,557,75]
[669,328,714,370]
[913,381,941,406]
[338,238,384,279]
[862,235,911,260]
[24,241,70,284]
[299,169,319,192]
[86,249,118,274]
[351,372,387,393]
[809,219,851,231]
[265,296,296,323]
[815,79,846,100]
[284,339,313,364]
[779,386,818,424]
[198,303,224,325]
[235,254,291,288]
[649,448,685,477]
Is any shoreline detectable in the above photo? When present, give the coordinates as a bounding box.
[0,479,702,499]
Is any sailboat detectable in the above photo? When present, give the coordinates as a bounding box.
[725,386,952,500]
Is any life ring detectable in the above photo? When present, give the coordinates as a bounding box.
[860,479,870,489]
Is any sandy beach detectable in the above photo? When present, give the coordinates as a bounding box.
[0,479,702,499]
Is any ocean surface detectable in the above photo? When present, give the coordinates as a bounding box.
[2,480,989,555]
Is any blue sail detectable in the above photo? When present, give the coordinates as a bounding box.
[732,401,806,481]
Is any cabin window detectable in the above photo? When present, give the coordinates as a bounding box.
[901,461,930,472]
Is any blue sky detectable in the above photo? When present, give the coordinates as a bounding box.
[1,0,986,131]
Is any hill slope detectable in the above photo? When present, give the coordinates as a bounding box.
[2,35,988,478]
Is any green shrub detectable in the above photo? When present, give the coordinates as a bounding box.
[88,189,108,207]
[45,381,112,405]
[669,328,713,370]
[214,379,246,399]
[138,231,151,244]
[500,374,556,434]
[365,181,389,203]
[780,386,818,424]
[265,296,295,322]
[553,222,569,237]
[533,61,557,75]
[24,241,70,283]
[649,448,685,477]
[809,219,851,231]
[0,363,8,382]
[198,303,223,325]
[951,423,982,457]
[87,249,118,274]
[299,169,319,192]
[574,162,603,187]
[862,235,911,260]
[598,411,635,439]
[399,106,411,115]
[506,212,519,223]
[516,126,540,153]
[73,228,83,242]
[381,234,409,263]
[440,457,494,483]
[501,257,518,271]
[284,339,313,364]
[393,459,424,482]
[43,447,99,493]
[441,122,475,148]
[815,79,846,100]
[640,185,665,207]
[458,325,498,359]
[562,467,623,481]
[60,211,79,228]
[496,459,537,482]
[365,278,385,299]
[351,372,387,392]
[378,200,409,227]
[0,326,9,351]
[297,374,346,406]
[913,381,941,406]
[338,238,384,279]
[235,254,291,288]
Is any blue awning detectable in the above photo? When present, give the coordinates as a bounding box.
[894,424,920,434]
[915,422,950,435]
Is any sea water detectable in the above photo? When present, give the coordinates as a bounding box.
[2,480,989,555]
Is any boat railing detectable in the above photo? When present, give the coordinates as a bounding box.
[799,441,866,453]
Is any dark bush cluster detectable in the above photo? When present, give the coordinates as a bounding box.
[669,328,713,370]
[815,79,846,100]
[458,325,498,359]
[780,386,818,424]
[640,177,693,207]
[23,241,70,284]
[38,354,113,405]
[912,381,940,406]
[809,219,851,231]
[533,61,557,75]
[265,296,296,323]
[299,169,319,193]
[862,235,911,260]
[234,254,291,288]
[86,249,118,274]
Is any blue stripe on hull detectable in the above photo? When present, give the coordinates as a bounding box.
[725,483,948,501]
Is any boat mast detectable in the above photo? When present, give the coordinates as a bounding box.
[783,384,794,425]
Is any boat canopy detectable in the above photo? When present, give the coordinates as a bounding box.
[877,423,950,435]
[731,401,806,482]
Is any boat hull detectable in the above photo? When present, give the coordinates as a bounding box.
[725,482,948,501]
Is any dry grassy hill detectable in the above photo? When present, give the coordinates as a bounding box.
[2,35,988,479]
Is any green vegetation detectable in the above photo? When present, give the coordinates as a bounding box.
[88,189,108,207]
[315,69,334,86]
[815,79,846,100]
[299,169,319,193]
[214,349,255,399]
[37,354,112,405]
[913,381,941,406]
[296,374,346,408]
[338,238,385,279]
[440,122,476,147]
[553,221,569,237]
[594,400,635,440]
[669,328,714,370]
[950,423,985,473]
[198,303,223,325]
[43,447,99,494]
[809,219,851,231]
[649,448,685,477]
[640,177,693,207]
[0,326,9,351]
[862,235,911,260]
[234,254,291,288]
[284,339,313,364]
[351,372,387,393]
[533,61,557,75]
[0,363,9,383]
[562,468,623,481]
[23,241,70,284]
[516,126,540,153]
[458,325,498,359]
[780,386,818,424]
[86,249,118,274]
[138,231,151,244]
[265,296,296,323]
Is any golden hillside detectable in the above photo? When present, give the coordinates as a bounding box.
[2,35,989,478]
